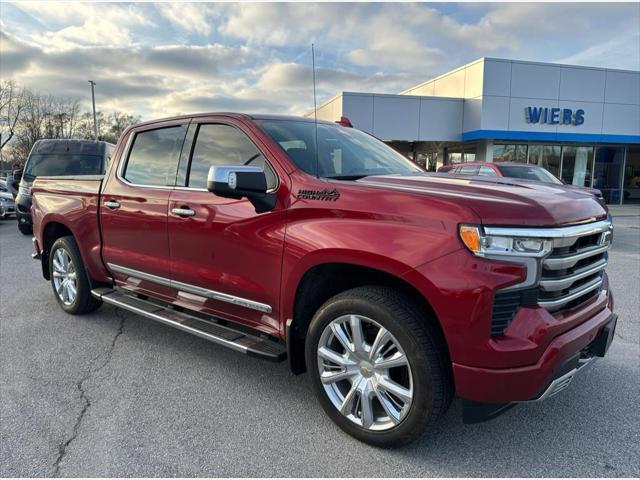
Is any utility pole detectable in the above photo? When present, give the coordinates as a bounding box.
[88,80,98,140]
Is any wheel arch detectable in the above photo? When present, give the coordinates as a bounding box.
[286,262,450,375]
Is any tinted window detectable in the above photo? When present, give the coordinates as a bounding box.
[497,165,562,184]
[258,120,421,179]
[478,166,498,176]
[458,165,479,175]
[188,124,276,189]
[124,126,187,186]
[24,154,104,181]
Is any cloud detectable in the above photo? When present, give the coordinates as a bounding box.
[558,29,640,70]
[155,3,219,36]
[1,2,638,121]
[217,3,353,46]
[15,2,154,48]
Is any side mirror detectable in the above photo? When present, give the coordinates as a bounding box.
[207,165,276,214]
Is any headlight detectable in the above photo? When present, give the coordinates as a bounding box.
[19,185,31,197]
[459,225,552,258]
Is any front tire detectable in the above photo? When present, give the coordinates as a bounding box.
[18,223,32,235]
[305,286,452,447]
[49,236,102,314]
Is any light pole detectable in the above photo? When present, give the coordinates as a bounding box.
[88,80,98,140]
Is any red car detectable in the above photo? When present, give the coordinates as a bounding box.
[30,114,616,446]
[439,161,603,199]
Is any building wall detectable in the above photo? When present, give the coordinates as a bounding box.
[469,58,640,142]
[317,92,464,142]
[311,57,640,144]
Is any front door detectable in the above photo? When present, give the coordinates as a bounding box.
[167,120,286,336]
[101,122,188,301]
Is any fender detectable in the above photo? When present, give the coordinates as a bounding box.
[32,178,112,283]
[279,173,482,332]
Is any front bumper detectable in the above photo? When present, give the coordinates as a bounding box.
[455,298,616,404]
[16,193,32,225]
[460,312,617,423]
[0,203,15,216]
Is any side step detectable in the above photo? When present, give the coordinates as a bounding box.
[92,288,286,362]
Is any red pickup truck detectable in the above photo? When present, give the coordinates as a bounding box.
[31,113,617,447]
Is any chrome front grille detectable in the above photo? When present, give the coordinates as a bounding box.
[488,219,613,335]
[537,222,612,311]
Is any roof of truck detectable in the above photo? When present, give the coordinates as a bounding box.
[131,112,336,130]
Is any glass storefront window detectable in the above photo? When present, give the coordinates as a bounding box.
[463,146,477,163]
[414,153,427,169]
[493,144,514,162]
[561,146,594,187]
[493,144,527,163]
[623,147,640,204]
[448,151,463,164]
[528,145,561,177]
[594,147,625,204]
[416,151,441,171]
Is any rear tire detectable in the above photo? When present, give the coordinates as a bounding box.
[18,223,32,235]
[49,236,102,314]
[305,286,452,447]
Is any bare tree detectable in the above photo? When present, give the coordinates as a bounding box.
[0,80,26,151]
[103,111,140,143]
[1,82,142,168]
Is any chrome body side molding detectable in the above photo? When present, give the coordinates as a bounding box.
[106,263,273,314]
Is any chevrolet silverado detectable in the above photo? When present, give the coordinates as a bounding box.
[30,113,617,446]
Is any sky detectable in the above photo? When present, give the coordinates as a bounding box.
[1,2,639,120]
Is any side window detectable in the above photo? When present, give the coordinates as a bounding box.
[123,125,187,186]
[459,165,480,175]
[478,166,498,176]
[188,124,277,190]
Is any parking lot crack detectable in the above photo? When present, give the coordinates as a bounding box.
[51,313,126,477]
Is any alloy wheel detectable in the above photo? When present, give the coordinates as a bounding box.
[52,248,77,305]
[317,314,414,431]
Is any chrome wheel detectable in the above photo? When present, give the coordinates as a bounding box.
[317,314,413,431]
[52,248,77,305]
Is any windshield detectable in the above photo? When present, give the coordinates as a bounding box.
[496,165,562,184]
[257,120,422,179]
[24,154,104,181]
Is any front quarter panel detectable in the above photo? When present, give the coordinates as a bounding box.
[280,172,481,323]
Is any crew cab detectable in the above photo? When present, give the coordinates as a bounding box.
[30,113,617,446]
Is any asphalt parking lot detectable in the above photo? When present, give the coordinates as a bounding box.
[1,215,639,477]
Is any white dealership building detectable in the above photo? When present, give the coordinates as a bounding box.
[310,58,640,205]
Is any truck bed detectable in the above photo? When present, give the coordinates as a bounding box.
[31,175,108,282]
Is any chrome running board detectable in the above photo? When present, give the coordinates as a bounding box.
[91,288,286,362]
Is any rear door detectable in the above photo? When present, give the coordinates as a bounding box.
[101,121,188,301]
[167,118,287,336]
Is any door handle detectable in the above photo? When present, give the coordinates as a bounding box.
[171,207,196,217]
[104,200,120,210]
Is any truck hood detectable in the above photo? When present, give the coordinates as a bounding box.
[357,173,608,227]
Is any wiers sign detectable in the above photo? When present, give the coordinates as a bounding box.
[525,107,585,126]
